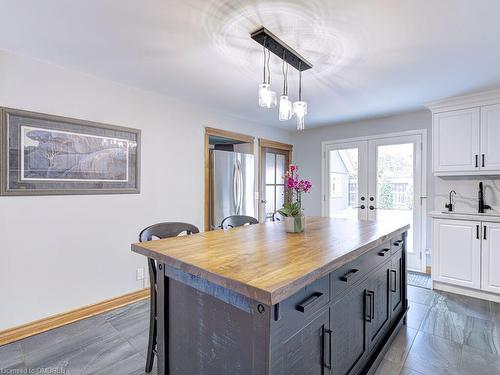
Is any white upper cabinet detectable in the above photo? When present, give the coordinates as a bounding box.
[433,108,480,174]
[480,104,500,171]
[481,222,500,294]
[429,89,500,176]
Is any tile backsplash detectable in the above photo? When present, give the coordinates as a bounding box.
[434,177,500,214]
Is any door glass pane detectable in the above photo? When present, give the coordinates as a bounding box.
[328,148,359,219]
[266,153,275,184]
[276,154,285,184]
[265,185,276,218]
[376,143,414,254]
[276,185,285,212]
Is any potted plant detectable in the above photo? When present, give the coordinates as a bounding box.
[277,164,312,233]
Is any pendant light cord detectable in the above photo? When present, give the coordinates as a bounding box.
[298,61,302,101]
[262,36,267,83]
[266,44,271,84]
[282,51,289,95]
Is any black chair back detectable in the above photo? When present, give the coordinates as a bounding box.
[220,215,258,229]
[139,222,199,373]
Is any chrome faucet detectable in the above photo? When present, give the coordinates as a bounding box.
[478,182,491,213]
[445,190,456,212]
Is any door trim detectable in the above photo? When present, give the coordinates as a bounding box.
[205,127,255,231]
[258,139,293,222]
[321,129,427,272]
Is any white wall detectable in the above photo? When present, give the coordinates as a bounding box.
[0,51,292,330]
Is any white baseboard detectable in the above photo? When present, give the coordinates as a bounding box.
[433,281,500,303]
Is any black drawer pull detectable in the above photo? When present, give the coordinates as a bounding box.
[296,292,323,313]
[340,268,359,282]
[378,248,390,256]
[365,290,374,322]
[393,240,403,247]
[322,327,332,370]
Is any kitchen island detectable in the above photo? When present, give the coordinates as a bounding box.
[131,217,409,375]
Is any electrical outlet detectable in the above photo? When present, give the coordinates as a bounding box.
[136,267,145,281]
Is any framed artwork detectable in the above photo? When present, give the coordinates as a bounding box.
[0,107,141,195]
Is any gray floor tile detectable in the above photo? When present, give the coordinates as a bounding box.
[404,331,462,375]
[373,358,401,375]
[420,308,468,344]
[431,291,492,320]
[406,301,430,330]
[92,353,152,375]
[460,345,500,375]
[384,326,418,365]
[0,342,24,369]
[407,285,437,306]
[399,368,425,375]
[463,316,500,354]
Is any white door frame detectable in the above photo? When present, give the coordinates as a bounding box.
[321,129,428,272]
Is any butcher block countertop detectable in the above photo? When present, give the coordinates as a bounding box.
[131,217,409,305]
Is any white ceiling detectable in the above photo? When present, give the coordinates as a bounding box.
[1,0,500,129]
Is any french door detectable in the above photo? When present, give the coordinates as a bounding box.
[324,133,426,271]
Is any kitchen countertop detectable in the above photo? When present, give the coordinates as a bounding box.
[429,210,500,223]
[131,217,409,305]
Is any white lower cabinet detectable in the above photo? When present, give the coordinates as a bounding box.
[433,218,500,294]
[481,222,500,293]
[433,219,481,289]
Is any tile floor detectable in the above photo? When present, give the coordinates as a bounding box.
[1,286,499,375]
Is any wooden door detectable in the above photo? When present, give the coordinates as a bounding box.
[433,219,481,289]
[481,222,500,293]
[480,104,500,171]
[282,309,330,375]
[390,250,403,318]
[367,260,391,349]
[433,108,480,173]
[330,280,369,375]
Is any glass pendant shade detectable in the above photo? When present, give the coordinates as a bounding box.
[293,101,307,130]
[279,95,292,121]
[258,83,277,108]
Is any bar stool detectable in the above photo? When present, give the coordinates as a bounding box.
[139,222,200,373]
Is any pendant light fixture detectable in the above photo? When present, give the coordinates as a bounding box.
[258,37,277,108]
[293,62,307,130]
[279,52,292,121]
[251,27,312,129]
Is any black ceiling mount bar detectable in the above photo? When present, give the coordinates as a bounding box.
[250,27,313,72]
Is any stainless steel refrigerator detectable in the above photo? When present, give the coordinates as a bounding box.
[209,150,255,229]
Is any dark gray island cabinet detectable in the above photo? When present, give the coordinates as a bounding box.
[131,217,409,375]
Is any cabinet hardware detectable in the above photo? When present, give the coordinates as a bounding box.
[482,154,485,168]
[340,269,359,282]
[322,327,332,370]
[370,197,374,201]
[361,196,365,201]
[378,248,390,256]
[296,292,323,313]
[353,205,365,210]
[369,205,378,210]
[393,240,404,248]
[484,225,487,240]
[390,270,397,292]
[476,225,480,240]
[365,290,375,321]
[371,291,375,319]
[475,154,479,168]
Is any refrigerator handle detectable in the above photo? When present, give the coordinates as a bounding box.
[237,160,243,214]
[233,161,239,214]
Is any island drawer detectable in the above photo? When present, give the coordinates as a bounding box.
[391,235,404,255]
[274,274,330,335]
[330,241,391,299]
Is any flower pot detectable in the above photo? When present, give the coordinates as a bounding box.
[284,215,305,233]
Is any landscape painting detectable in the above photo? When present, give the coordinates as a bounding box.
[1,107,141,195]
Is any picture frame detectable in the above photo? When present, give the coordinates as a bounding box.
[0,107,141,196]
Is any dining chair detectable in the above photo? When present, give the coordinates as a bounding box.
[272,212,283,221]
[220,215,258,229]
[139,222,200,373]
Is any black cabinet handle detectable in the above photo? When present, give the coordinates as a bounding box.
[390,270,397,292]
[476,154,479,168]
[482,154,485,168]
[296,292,323,313]
[365,290,374,322]
[369,205,377,210]
[378,248,390,256]
[340,269,359,282]
[393,240,403,248]
[477,225,480,240]
[322,327,332,370]
[484,225,487,240]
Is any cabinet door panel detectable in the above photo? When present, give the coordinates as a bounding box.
[390,250,403,318]
[282,310,330,375]
[481,222,500,293]
[330,281,368,375]
[433,219,481,289]
[433,108,480,173]
[481,104,500,171]
[367,261,391,348]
